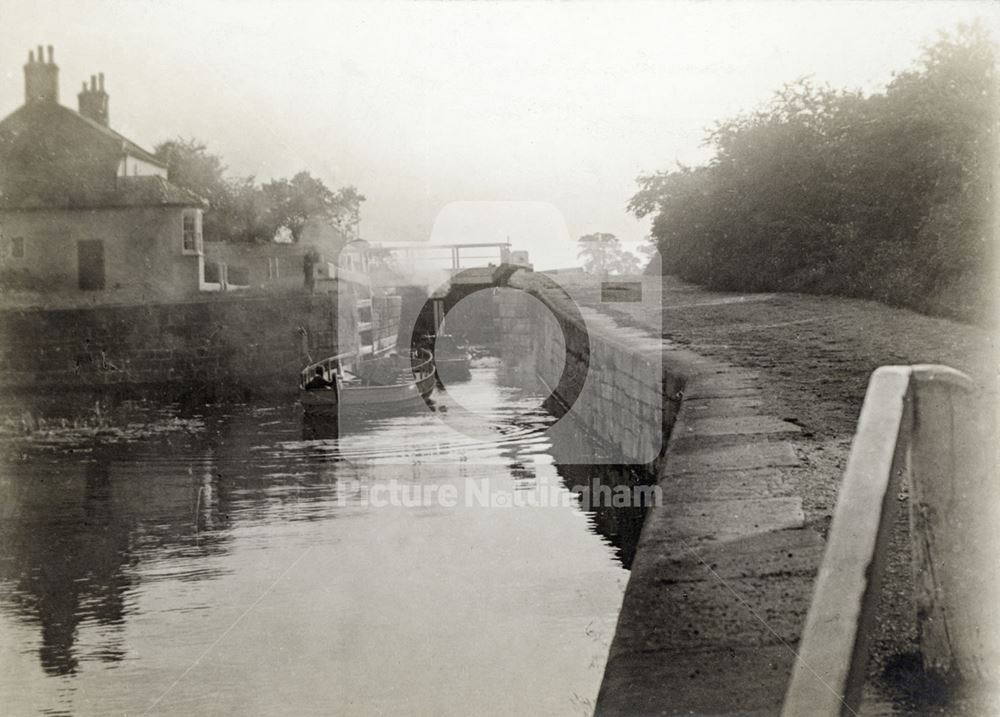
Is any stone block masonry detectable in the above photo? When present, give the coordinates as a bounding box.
[496,270,825,714]
[497,271,676,465]
[0,292,350,398]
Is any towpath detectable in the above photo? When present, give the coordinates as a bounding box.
[561,273,998,715]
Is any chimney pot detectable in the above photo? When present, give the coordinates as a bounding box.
[78,69,109,125]
[24,45,58,104]
[47,46,54,63]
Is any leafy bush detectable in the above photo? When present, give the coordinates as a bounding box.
[633,24,997,324]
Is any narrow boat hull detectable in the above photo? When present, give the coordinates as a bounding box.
[299,355,436,418]
[435,358,472,382]
[427,334,472,383]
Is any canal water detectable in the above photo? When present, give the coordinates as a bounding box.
[0,359,642,716]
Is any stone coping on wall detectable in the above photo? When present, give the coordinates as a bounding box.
[0,283,342,312]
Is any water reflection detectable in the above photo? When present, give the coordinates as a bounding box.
[301,415,339,441]
[1,453,131,676]
[0,428,244,681]
[0,361,646,715]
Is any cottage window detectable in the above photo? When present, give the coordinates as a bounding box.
[204,262,222,284]
[11,237,24,258]
[182,211,202,255]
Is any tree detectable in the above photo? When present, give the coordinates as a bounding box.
[629,21,997,321]
[577,233,642,276]
[259,172,366,242]
[332,186,365,235]
[155,139,366,244]
[611,248,641,275]
[155,138,265,242]
[260,172,332,242]
[578,232,618,275]
[215,176,267,244]
[154,138,227,206]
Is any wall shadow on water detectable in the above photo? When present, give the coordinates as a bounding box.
[553,463,655,570]
[486,422,653,570]
[484,338,658,572]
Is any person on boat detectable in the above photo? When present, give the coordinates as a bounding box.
[305,366,337,390]
[303,248,321,292]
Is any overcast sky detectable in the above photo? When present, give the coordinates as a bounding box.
[1,1,996,268]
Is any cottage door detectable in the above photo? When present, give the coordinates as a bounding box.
[77,239,105,290]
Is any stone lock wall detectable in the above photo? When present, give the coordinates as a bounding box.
[0,291,347,397]
[497,271,681,465]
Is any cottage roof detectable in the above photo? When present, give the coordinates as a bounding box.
[66,104,165,167]
[0,175,209,211]
[113,175,208,208]
[0,100,205,210]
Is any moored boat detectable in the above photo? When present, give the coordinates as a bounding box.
[428,334,472,382]
[299,349,436,417]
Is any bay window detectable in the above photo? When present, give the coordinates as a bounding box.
[182,210,203,255]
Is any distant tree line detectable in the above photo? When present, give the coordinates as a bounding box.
[577,233,642,275]
[154,139,364,243]
[630,24,996,323]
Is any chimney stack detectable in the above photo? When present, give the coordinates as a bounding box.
[23,45,59,105]
[78,71,110,126]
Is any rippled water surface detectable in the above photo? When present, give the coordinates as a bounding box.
[0,362,633,716]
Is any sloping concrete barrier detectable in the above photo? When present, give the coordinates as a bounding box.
[783,365,999,715]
